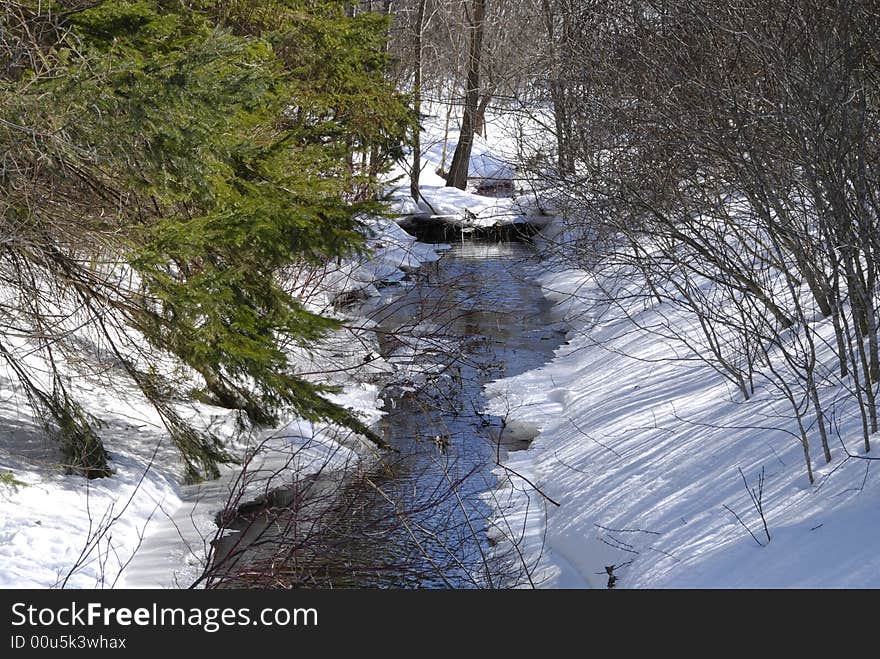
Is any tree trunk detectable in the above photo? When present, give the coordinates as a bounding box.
[411,0,426,200]
[540,0,571,174]
[473,92,492,138]
[446,0,487,190]
[369,0,394,184]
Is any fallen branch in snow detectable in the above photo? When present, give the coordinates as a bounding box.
[567,415,622,458]
[552,450,589,474]
[598,535,639,555]
[594,523,661,536]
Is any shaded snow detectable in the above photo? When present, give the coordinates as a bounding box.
[484,260,880,588]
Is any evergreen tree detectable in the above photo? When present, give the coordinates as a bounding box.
[0,0,411,480]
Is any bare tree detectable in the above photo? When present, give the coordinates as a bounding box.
[446,0,487,189]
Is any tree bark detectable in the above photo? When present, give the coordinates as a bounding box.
[446,0,487,190]
[411,0,426,200]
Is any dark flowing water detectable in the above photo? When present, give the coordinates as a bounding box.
[209,234,565,588]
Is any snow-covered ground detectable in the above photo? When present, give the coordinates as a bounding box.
[483,239,880,588]
[0,217,442,589]
[10,98,869,591]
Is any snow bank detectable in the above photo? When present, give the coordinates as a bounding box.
[484,258,880,588]
[310,217,441,303]
[386,105,557,230]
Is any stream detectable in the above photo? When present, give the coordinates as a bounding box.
[208,231,566,588]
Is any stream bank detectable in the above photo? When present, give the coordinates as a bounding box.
[205,229,567,588]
